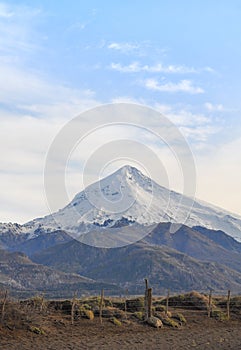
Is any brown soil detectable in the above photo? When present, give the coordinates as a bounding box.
[1,307,241,350]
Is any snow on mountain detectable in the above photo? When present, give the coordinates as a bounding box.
[21,165,241,242]
[0,223,26,235]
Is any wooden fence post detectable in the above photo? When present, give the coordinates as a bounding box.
[144,279,149,320]
[40,293,45,313]
[124,288,128,319]
[71,292,77,325]
[227,290,231,320]
[165,289,170,316]
[208,289,212,317]
[99,289,104,324]
[147,288,152,318]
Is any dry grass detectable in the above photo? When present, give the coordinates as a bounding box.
[161,291,212,310]
[0,292,241,350]
[0,291,240,333]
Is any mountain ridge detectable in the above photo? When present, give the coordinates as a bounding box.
[21,165,241,242]
[30,232,241,294]
[2,221,241,294]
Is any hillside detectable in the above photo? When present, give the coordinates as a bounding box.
[31,239,241,293]
[144,223,241,273]
[0,249,120,297]
[193,226,241,253]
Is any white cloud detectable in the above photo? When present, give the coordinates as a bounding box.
[107,42,140,53]
[0,57,99,223]
[153,104,173,114]
[180,125,220,142]
[0,2,42,57]
[154,103,218,142]
[196,137,241,216]
[111,96,146,105]
[203,66,216,73]
[0,115,60,222]
[0,91,99,224]
[0,2,102,223]
[0,62,96,115]
[144,79,204,94]
[110,62,197,74]
[204,102,225,112]
[158,108,209,126]
[0,3,239,223]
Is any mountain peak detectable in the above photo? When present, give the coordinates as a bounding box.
[102,165,153,191]
[115,164,136,172]
[116,164,142,174]
[25,164,241,242]
[108,164,148,181]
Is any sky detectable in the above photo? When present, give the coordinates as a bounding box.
[0,0,241,223]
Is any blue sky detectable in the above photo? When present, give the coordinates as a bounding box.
[0,1,241,222]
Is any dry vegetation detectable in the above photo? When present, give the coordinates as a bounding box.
[1,290,241,349]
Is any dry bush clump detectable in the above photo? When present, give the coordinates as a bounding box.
[29,294,46,312]
[0,300,42,330]
[125,298,144,313]
[172,313,187,324]
[133,311,144,321]
[161,317,180,328]
[230,296,241,315]
[211,309,229,321]
[109,317,122,326]
[79,296,112,309]
[29,326,45,334]
[215,296,241,316]
[111,300,126,310]
[91,305,125,319]
[80,308,94,320]
[162,291,211,310]
[153,299,166,312]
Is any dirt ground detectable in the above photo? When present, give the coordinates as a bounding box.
[1,309,241,350]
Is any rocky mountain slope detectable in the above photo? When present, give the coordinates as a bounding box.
[144,223,241,274]
[31,232,241,294]
[0,249,120,297]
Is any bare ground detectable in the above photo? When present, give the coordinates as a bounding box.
[1,309,241,350]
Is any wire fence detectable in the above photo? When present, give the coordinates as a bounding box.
[1,285,241,326]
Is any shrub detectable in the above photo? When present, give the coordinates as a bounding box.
[126,298,144,312]
[82,309,94,320]
[153,299,166,312]
[155,305,166,312]
[133,311,144,320]
[81,303,92,310]
[29,326,45,335]
[161,291,210,310]
[172,313,187,324]
[162,317,179,328]
[112,300,126,310]
[109,317,122,326]
[30,294,46,311]
[211,310,229,321]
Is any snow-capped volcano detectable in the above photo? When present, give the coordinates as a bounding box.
[24,165,241,241]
